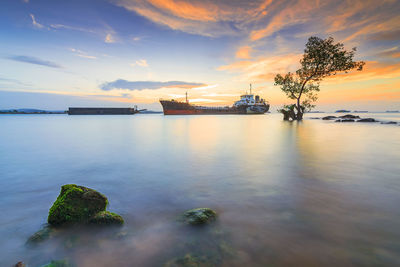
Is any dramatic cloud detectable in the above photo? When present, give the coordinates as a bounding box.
[7,55,63,69]
[113,0,272,37]
[100,79,206,91]
[218,53,302,82]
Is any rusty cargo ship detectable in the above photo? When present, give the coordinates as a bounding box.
[160,86,269,115]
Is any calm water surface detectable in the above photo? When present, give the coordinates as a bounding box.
[0,113,399,266]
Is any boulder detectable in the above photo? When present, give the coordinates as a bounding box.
[339,114,360,119]
[357,118,377,122]
[182,208,217,225]
[322,116,337,120]
[48,184,108,226]
[89,211,124,225]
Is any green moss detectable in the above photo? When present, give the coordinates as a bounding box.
[182,208,217,225]
[48,184,108,226]
[40,259,71,267]
[89,211,124,225]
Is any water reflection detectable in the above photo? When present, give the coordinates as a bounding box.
[0,114,399,266]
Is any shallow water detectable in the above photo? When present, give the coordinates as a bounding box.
[0,113,399,266]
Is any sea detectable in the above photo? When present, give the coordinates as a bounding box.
[0,113,399,266]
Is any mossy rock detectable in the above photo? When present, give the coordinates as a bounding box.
[182,208,217,225]
[164,253,215,267]
[26,225,55,245]
[89,211,124,225]
[40,259,71,267]
[48,184,108,226]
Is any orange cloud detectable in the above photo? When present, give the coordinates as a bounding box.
[218,53,302,82]
[236,46,252,59]
[324,61,400,84]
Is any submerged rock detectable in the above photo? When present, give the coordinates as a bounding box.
[322,116,337,120]
[339,114,360,119]
[40,259,71,267]
[357,118,377,122]
[335,119,355,122]
[381,121,398,124]
[182,208,217,225]
[14,262,26,267]
[164,253,213,267]
[89,211,124,225]
[26,225,55,244]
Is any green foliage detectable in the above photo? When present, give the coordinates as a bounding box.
[275,36,365,120]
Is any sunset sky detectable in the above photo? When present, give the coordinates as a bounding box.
[1,0,399,111]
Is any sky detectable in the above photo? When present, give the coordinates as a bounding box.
[0,0,399,111]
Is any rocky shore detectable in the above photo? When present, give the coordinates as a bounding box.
[21,185,224,267]
[312,114,398,125]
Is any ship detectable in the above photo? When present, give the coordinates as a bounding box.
[68,107,139,115]
[160,85,269,115]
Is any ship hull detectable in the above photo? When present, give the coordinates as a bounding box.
[160,100,269,115]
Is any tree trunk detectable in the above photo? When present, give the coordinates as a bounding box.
[296,98,303,121]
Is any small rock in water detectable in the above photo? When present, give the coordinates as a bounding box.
[322,116,337,120]
[164,253,209,267]
[26,225,55,245]
[381,121,397,124]
[357,118,377,122]
[335,119,355,122]
[339,114,360,119]
[14,262,26,267]
[89,211,124,225]
[182,208,217,225]
[40,259,71,267]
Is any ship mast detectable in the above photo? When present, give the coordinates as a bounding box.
[250,83,252,95]
[186,91,188,103]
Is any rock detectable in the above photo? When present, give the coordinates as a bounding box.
[357,118,377,122]
[40,259,71,267]
[310,117,320,119]
[182,208,217,225]
[14,262,26,267]
[48,184,108,226]
[381,121,397,124]
[89,211,124,225]
[339,114,360,119]
[322,116,337,120]
[27,225,55,244]
[164,254,211,267]
[335,119,355,122]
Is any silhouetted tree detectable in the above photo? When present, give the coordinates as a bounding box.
[275,36,365,120]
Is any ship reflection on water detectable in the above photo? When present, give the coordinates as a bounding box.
[0,113,399,266]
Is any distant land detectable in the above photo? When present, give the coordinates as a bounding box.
[0,108,163,114]
[0,109,66,114]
